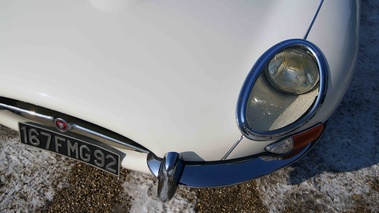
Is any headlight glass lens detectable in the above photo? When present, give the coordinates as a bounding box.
[266,48,319,95]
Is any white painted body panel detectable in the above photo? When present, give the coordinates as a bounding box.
[307,0,360,122]
[0,0,359,172]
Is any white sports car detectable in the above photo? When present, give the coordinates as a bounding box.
[0,0,359,201]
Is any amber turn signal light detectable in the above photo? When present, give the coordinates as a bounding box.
[292,123,325,150]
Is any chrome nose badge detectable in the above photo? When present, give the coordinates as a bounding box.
[54,118,71,132]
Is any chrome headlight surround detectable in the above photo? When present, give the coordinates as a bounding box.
[236,39,328,141]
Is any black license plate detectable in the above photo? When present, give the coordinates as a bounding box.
[19,122,121,176]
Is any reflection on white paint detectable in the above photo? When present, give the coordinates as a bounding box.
[88,0,126,12]
[39,92,50,98]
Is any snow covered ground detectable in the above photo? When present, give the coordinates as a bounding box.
[1,1,378,212]
[0,128,73,212]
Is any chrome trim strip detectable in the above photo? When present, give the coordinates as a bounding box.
[221,135,244,160]
[236,39,328,141]
[304,0,324,40]
[147,128,325,187]
[0,103,54,121]
[71,124,148,153]
[0,98,149,154]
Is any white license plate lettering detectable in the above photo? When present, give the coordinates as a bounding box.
[19,123,120,175]
[79,145,91,162]
[105,155,117,174]
[67,139,79,158]
[54,135,65,153]
[94,149,105,167]
[40,131,52,150]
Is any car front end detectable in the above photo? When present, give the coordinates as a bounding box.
[0,0,360,201]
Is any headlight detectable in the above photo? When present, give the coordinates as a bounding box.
[236,39,327,140]
[266,48,319,95]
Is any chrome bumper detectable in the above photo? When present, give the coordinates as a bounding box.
[147,134,322,201]
[148,141,319,187]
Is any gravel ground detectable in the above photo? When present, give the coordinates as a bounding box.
[1,0,378,212]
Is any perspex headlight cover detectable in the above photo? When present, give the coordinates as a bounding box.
[236,39,328,141]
